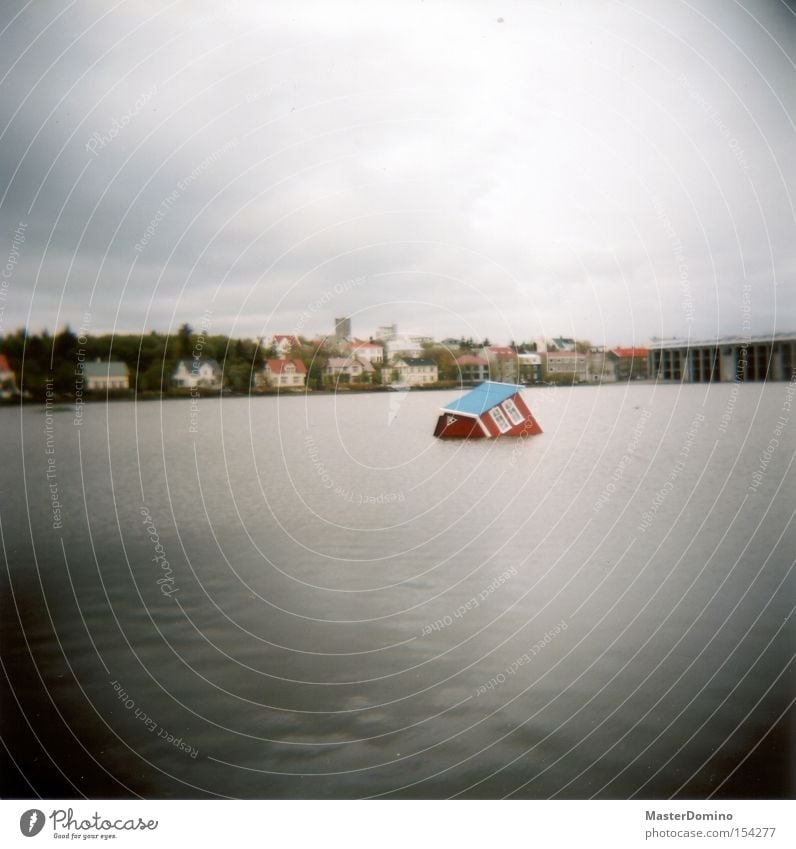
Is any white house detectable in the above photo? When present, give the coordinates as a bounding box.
[263,358,306,388]
[83,360,130,391]
[346,340,384,365]
[171,358,223,389]
[324,356,375,383]
[392,357,438,386]
[517,352,542,383]
[588,349,617,383]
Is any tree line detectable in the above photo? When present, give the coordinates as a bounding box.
[0,324,263,397]
[1,324,596,399]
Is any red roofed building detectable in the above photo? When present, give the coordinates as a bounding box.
[269,335,301,358]
[345,339,384,365]
[609,347,650,380]
[612,346,650,358]
[0,354,18,398]
[455,354,489,384]
[262,358,306,388]
[480,346,519,382]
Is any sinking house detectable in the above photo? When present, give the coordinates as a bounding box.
[433,381,542,439]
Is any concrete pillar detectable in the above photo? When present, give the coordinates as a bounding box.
[719,347,733,381]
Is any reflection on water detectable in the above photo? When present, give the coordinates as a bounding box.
[1,383,793,798]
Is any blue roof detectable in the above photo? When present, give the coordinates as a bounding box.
[441,381,521,416]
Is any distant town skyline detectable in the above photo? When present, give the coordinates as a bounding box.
[9,309,793,352]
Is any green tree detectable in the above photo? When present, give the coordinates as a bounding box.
[177,323,193,358]
[140,360,174,392]
[225,362,256,392]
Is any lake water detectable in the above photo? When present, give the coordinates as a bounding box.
[1,382,793,799]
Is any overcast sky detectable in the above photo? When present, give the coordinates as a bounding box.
[0,0,793,346]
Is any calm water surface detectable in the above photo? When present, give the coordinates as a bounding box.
[1,383,793,798]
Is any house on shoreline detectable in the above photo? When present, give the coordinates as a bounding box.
[392,357,438,387]
[541,350,588,382]
[83,360,130,391]
[455,354,489,384]
[345,339,384,366]
[260,358,307,389]
[0,354,18,399]
[481,346,518,382]
[268,335,300,358]
[324,356,374,384]
[171,358,223,389]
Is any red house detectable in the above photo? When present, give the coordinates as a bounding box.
[0,354,18,399]
[434,381,542,439]
[262,358,307,388]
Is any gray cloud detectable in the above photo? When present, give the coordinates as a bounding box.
[1,0,793,345]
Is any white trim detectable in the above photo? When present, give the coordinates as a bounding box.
[502,397,524,426]
[440,408,478,418]
[489,406,511,433]
[477,417,491,436]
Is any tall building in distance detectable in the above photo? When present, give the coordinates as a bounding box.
[375,323,397,342]
[334,316,351,341]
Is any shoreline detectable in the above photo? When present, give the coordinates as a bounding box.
[0,379,684,408]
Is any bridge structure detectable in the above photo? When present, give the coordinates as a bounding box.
[648,333,796,382]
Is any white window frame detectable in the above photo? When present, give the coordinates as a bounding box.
[501,397,524,426]
[489,405,511,433]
